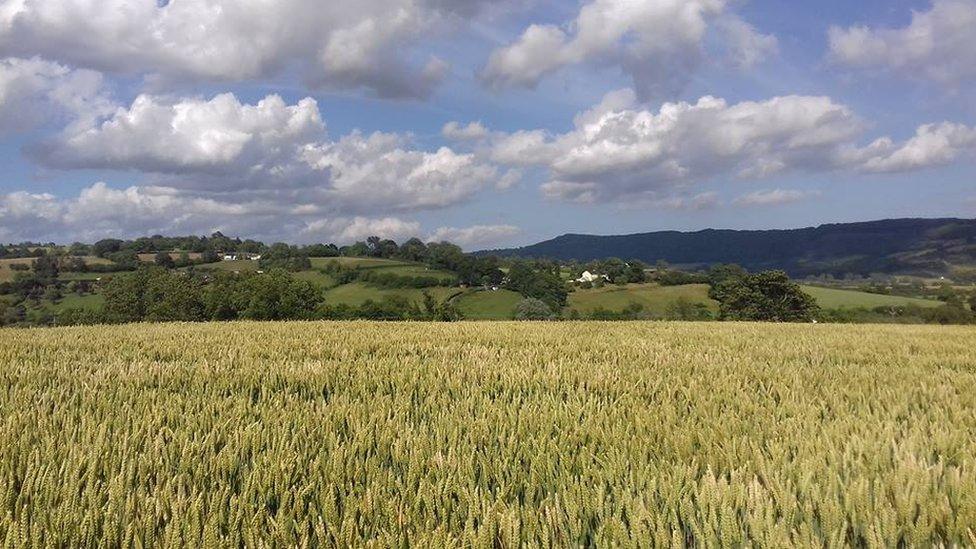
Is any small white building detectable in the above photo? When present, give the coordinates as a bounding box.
[576,271,610,284]
[222,253,262,261]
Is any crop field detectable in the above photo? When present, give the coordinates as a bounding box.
[0,258,34,282]
[1,322,974,546]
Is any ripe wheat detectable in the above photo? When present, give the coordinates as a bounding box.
[0,321,974,547]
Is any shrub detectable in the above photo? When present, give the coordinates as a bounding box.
[514,298,555,320]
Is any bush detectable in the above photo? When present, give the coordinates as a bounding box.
[514,298,555,320]
[664,297,714,321]
[656,270,709,286]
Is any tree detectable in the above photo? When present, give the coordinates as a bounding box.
[155,251,176,269]
[707,264,748,286]
[32,254,59,282]
[201,249,220,264]
[260,243,311,271]
[514,298,555,320]
[304,243,339,258]
[144,271,205,322]
[625,260,648,284]
[93,239,124,258]
[343,241,371,257]
[241,271,322,320]
[709,270,819,322]
[397,238,429,262]
[421,291,463,321]
[506,261,568,309]
[102,269,154,322]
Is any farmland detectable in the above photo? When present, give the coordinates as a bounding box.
[1,322,974,546]
[799,285,942,309]
[567,283,718,315]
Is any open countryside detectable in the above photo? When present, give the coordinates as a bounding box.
[2,232,969,326]
[3,0,976,543]
[0,254,956,322]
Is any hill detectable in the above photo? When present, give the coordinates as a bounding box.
[482,218,976,276]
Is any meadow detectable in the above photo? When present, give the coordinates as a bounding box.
[1,322,974,546]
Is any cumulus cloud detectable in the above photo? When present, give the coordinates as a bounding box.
[0,182,435,244]
[481,0,776,100]
[442,121,490,141]
[37,93,324,177]
[427,224,521,248]
[828,0,976,90]
[732,189,819,207]
[301,131,501,212]
[845,122,976,173]
[0,57,113,133]
[485,89,976,204]
[0,182,265,242]
[33,92,505,214]
[300,216,422,244]
[0,0,499,98]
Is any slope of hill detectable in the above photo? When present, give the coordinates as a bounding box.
[481,218,976,276]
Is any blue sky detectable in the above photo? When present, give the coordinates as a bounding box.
[0,0,974,248]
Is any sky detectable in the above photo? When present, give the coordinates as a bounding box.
[0,0,974,249]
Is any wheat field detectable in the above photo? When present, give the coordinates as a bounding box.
[1,322,974,547]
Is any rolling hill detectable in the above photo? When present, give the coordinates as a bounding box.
[481,218,976,276]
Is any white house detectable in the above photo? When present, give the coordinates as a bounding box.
[576,271,610,283]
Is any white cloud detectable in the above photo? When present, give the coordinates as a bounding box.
[301,131,501,212]
[481,0,775,100]
[486,90,976,204]
[442,121,490,141]
[0,57,113,133]
[732,189,819,207]
[717,16,779,69]
[497,92,863,202]
[34,92,506,214]
[0,182,267,242]
[39,93,324,176]
[0,182,435,244]
[427,224,521,248]
[301,216,422,244]
[0,0,498,98]
[828,0,976,89]
[847,122,976,173]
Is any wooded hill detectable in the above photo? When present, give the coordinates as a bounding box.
[481,218,976,277]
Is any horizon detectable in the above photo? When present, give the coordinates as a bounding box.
[5,215,974,252]
[2,1,975,249]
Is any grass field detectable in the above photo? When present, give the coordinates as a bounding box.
[197,259,262,272]
[566,283,947,315]
[455,289,522,319]
[311,257,456,280]
[1,256,112,282]
[0,322,973,546]
[800,285,942,309]
[567,283,718,314]
[322,283,462,307]
[292,270,338,289]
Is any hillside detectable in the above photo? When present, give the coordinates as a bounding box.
[482,218,976,276]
